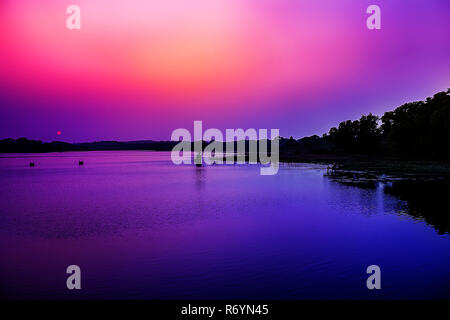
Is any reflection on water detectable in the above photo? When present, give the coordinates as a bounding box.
[384,180,450,235]
[325,170,450,235]
[0,151,449,299]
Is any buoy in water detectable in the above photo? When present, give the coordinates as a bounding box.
[78,161,84,166]
[29,162,35,167]
[194,153,202,167]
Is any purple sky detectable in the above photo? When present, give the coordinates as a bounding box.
[0,0,449,142]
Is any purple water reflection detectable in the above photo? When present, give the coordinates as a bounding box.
[0,151,449,299]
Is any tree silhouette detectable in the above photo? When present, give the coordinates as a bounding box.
[323,89,449,157]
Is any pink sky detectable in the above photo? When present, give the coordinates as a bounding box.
[0,0,449,141]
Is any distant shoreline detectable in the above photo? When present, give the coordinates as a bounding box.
[1,146,449,182]
[2,89,449,179]
[285,154,450,184]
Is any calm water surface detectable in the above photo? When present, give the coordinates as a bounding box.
[0,151,449,299]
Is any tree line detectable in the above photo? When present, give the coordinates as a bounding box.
[321,89,450,158]
[1,89,449,158]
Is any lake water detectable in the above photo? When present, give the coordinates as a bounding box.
[0,151,449,299]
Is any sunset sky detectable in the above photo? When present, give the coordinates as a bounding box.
[0,0,449,141]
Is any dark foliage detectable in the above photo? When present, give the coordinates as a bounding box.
[323,89,450,158]
[1,89,449,158]
[0,139,179,153]
[381,90,450,157]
